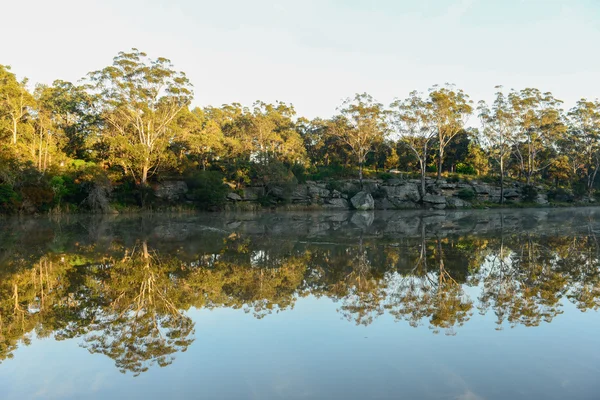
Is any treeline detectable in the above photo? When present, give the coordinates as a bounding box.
[1,49,599,213]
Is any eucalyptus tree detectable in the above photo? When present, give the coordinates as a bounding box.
[89,49,193,184]
[428,85,473,179]
[478,87,516,203]
[329,93,387,185]
[389,90,435,196]
[0,65,34,146]
[568,99,600,195]
[509,88,566,185]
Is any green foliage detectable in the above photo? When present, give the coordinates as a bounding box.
[522,185,538,202]
[457,188,476,200]
[0,184,20,213]
[456,163,476,175]
[185,170,228,209]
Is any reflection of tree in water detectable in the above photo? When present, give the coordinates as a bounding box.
[81,242,194,376]
[1,219,600,372]
[385,226,473,335]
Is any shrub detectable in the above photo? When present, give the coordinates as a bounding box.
[457,188,475,200]
[522,185,538,202]
[290,164,307,184]
[185,170,228,209]
[0,184,21,214]
[456,163,476,175]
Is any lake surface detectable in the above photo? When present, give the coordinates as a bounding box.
[0,209,599,400]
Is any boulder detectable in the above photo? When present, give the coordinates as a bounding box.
[422,194,447,205]
[385,178,403,186]
[324,198,350,209]
[447,197,472,208]
[350,191,375,210]
[535,194,549,205]
[154,181,188,201]
[503,189,520,198]
[383,183,420,202]
[290,185,310,202]
[308,185,330,198]
[473,184,492,195]
[226,192,242,201]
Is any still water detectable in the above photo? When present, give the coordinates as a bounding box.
[0,209,599,400]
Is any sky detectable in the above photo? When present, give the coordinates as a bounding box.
[2,0,600,119]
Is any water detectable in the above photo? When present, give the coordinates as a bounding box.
[0,209,599,400]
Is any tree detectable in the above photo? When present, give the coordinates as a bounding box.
[389,91,435,196]
[89,49,193,184]
[429,85,473,179]
[568,99,600,195]
[0,65,34,146]
[509,88,566,185]
[329,93,387,186]
[478,88,516,203]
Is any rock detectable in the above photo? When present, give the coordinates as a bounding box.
[473,184,492,195]
[324,198,350,209]
[350,191,375,210]
[226,192,242,201]
[534,194,549,205]
[388,198,420,209]
[432,203,447,210]
[308,185,330,198]
[439,183,457,189]
[154,181,188,201]
[331,190,342,198]
[447,197,472,208]
[290,185,310,201]
[375,198,395,210]
[422,194,447,205]
[503,189,520,198]
[242,187,265,201]
[385,178,403,186]
[383,183,420,202]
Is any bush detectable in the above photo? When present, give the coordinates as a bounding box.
[457,188,475,200]
[185,170,228,209]
[456,163,476,175]
[290,164,307,184]
[522,185,538,202]
[0,184,21,214]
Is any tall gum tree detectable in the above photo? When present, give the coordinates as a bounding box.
[89,49,193,184]
[329,93,387,186]
[509,88,566,185]
[478,87,516,204]
[428,85,473,180]
[568,99,600,195]
[390,91,436,197]
[0,65,34,146]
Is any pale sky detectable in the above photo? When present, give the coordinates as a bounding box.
[2,0,600,118]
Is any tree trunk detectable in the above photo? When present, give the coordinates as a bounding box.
[142,164,149,184]
[358,161,364,189]
[499,157,504,205]
[12,117,17,145]
[437,147,444,180]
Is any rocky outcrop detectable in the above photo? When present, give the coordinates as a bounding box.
[154,181,188,201]
[212,177,572,211]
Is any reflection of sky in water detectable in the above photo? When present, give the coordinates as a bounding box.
[1,295,599,400]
